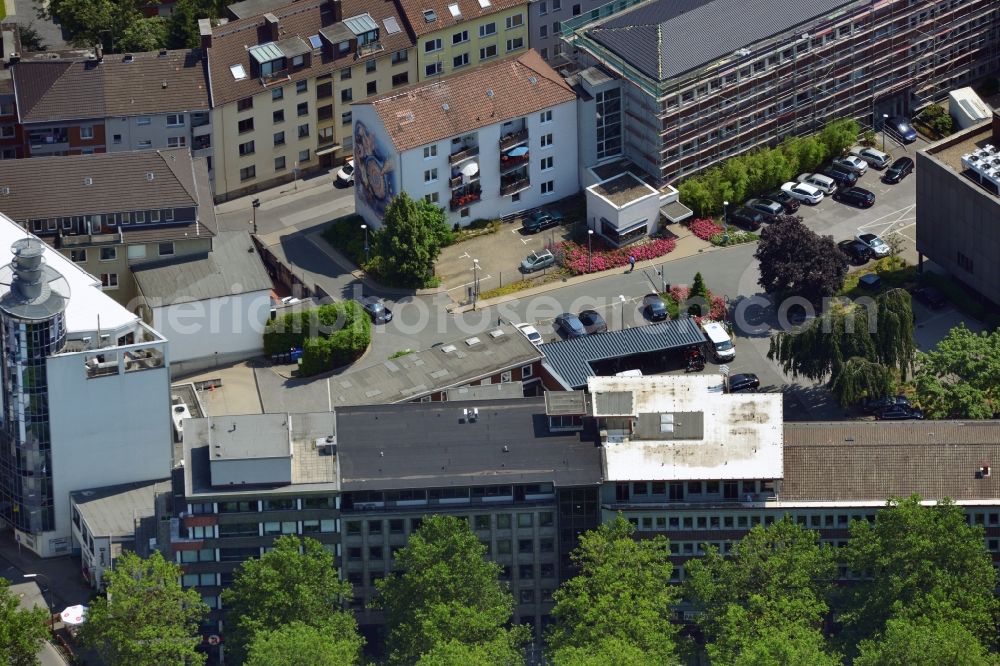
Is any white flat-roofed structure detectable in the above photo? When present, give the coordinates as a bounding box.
[588,374,783,482]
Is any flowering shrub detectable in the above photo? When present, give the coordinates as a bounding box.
[710,229,758,247]
[667,285,727,322]
[689,218,725,241]
[557,237,677,275]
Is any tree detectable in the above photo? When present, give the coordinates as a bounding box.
[684,518,838,665]
[550,637,653,666]
[827,356,895,406]
[223,535,359,665]
[79,551,208,666]
[415,635,525,666]
[167,0,218,49]
[46,0,164,52]
[376,193,452,288]
[729,622,842,666]
[118,16,167,52]
[854,617,993,666]
[374,515,526,665]
[547,516,680,664]
[840,495,999,652]
[818,118,860,158]
[678,177,714,218]
[0,577,50,666]
[755,215,848,303]
[17,23,47,52]
[245,621,362,666]
[913,325,1000,419]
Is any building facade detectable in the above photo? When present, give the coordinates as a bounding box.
[352,50,578,227]
[563,0,1000,185]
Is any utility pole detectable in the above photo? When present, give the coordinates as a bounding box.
[251,198,260,235]
[472,259,480,310]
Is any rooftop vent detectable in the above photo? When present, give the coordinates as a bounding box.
[442,103,450,112]
[979,464,991,478]
[122,53,135,63]
[396,110,415,124]
[158,48,168,57]
[488,328,504,338]
[161,80,168,89]
[83,176,93,186]
[465,336,480,346]
[0,186,9,196]
[440,344,457,353]
[486,89,494,98]
[423,9,437,22]
[145,172,155,182]
[528,76,537,85]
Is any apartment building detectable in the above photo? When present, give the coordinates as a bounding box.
[205,0,418,201]
[0,149,217,309]
[396,0,530,80]
[525,0,596,62]
[10,49,211,161]
[0,218,172,559]
[352,50,578,226]
[563,0,1000,184]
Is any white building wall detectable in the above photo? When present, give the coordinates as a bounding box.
[106,113,203,152]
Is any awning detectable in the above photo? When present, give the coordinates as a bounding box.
[660,200,693,223]
[315,144,342,156]
[505,146,529,158]
[460,161,479,181]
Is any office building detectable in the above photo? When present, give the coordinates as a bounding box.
[352,50,578,227]
[0,216,172,558]
[562,0,1000,184]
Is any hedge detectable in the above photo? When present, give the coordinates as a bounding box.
[264,301,371,376]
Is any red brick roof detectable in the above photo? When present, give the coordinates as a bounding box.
[396,0,527,38]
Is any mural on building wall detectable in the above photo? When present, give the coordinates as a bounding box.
[354,121,395,219]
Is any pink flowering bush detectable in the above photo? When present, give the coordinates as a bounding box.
[667,285,727,322]
[557,237,677,275]
[688,218,724,241]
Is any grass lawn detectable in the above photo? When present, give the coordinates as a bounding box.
[839,256,918,298]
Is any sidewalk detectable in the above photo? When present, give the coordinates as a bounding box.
[216,168,337,215]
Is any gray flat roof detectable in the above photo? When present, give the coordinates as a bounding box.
[446,382,525,402]
[327,323,543,405]
[336,398,603,491]
[544,390,588,415]
[189,413,294,460]
[540,317,705,389]
[71,479,170,539]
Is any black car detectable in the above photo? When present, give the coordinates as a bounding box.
[554,313,587,338]
[764,189,801,213]
[745,198,784,223]
[822,165,859,189]
[862,395,911,414]
[577,309,608,334]
[832,186,876,208]
[875,404,924,420]
[910,285,947,309]
[884,156,914,183]
[521,209,564,234]
[360,296,393,323]
[727,373,760,393]
[642,293,668,321]
[728,206,764,231]
[838,239,874,265]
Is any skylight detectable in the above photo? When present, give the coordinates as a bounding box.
[383,17,401,34]
[308,34,322,48]
[447,3,461,17]
[230,64,247,80]
[477,0,491,8]
[423,9,437,22]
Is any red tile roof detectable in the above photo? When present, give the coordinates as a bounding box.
[396,0,527,38]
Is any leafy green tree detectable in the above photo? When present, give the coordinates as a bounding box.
[854,616,993,666]
[684,518,837,665]
[547,516,680,664]
[914,325,1000,419]
[374,515,526,666]
[118,16,167,52]
[755,216,848,303]
[818,118,860,158]
[166,0,218,48]
[687,271,710,316]
[678,176,714,217]
[79,551,207,666]
[223,535,359,665]
[245,621,361,666]
[840,496,999,652]
[415,635,525,666]
[827,356,895,407]
[550,637,652,666]
[0,577,50,666]
[377,192,452,288]
[17,23,47,52]
[47,0,164,52]
[730,622,842,666]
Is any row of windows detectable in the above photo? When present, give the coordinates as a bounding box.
[627,510,1000,532]
[68,242,174,264]
[29,209,176,234]
[345,511,553,537]
[188,497,337,515]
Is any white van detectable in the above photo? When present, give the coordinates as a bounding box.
[797,172,837,195]
[701,321,735,361]
[614,369,643,378]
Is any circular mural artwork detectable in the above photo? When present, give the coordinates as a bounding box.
[354,121,395,218]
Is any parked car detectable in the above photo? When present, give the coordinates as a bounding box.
[887,115,918,143]
[838,239,874,265]
[822,166,858,189]
[797,173,837,195]
[862,394,912,414]
[554,313,587,338]
[875,404,925,420]
[279,296,301,306]
[642,293,668,321]
[833,186,876,208]
[910,284,947,309]
[833,155,869,175]
[522,209,564,234]
[516,323,542,345]
[359,296,393,323]
[520,249,555,273]
[335,159,355,185]
[856,232,891,257]
[764,189,800,213]
[859,273,882,290]
[728,206,764,231]
[577,309,608,334]
[745,198,784,223]
[852,147,892,169]
[727,373,760,393]
[781,181,824,204]
[883,156,914,183]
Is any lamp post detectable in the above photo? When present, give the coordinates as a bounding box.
[360,224,369,265]
[251,198,260,235]
[22,573,54,635]
[618,294,626,330]
[587,229,594,273]
[881,113,889,151]
[472,259,481,310]
[722,200,730,244]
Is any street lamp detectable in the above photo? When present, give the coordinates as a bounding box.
[722,200,729,229]
[472,259,481,310]
[881,113,889,151]
[22,573,54,635]
[587,229,594,273]
[618,294,626,330]
[251,198,260,235]
[360,224,369,265]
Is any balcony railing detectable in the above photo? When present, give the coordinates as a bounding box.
[500,177,529,196]
[448,145,479,164]
[499,128,528,150]
[450,191,481,211]
[500,153,529,172]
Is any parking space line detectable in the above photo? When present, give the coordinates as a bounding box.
[458,251,470,260]
[445,274,493,292]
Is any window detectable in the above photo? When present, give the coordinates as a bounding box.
[424,192,439,203]
[453,53,469,68]
[238,118,254,133]
[497,514,512,529]
[100,273,118,289]
[297,124,309,138]
[273,131,285,145]
[273,109,285,123]
[100,247,117,261]
[540,156,553,170]
[389,519,404,533]
[553,0,561,10]
[341,111,352,125]
[453,29,469,44]
[340,67,352,82]
[136,116,151,126]
[424,168,438,182]
[479,45,497,60]
[392,72,409,87]
[425,62,442,77]
[541,180,554,194]
[296,80,308,93]
[111,133,121,144]
[317,82,332,99]
[364,58,377,74]
[391,50,408,64]
[539,511,553,526]
[497,539,512,554]
[158,242,174,256]
[239,140,255,156]
[506,37,524,52]
[519,564,534,579]
[540,25,547,38]
[274,156,286,170]
[957,252,974,273]
[240,165,256,181]
[238,96,255,112]
[298,149,310,162]
[70,249,86,263]
[341,89,353,103]
[539,110,552,123]
[167,136,187,148]
[540,133,553,148]
[79,125,94,140]
[318,105,333,123]
[425,38,443,53]
[506,13,523,29]
[272,87,284,101]
[474,515,490,530]
[517,513,533,528]
[539,0,547,14]
[297,102,308,117]
[369,546,384,560]
[366,81,377,95]
[479,22,496,37]
[423,145,437,159]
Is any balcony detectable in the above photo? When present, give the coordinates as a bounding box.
[448,144,479,165]
[449,189,481,211]
[500,177,529,197]
[499,128,528,150]
[500,152,529,173]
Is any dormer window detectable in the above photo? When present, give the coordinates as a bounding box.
[249,43,286,77]
[345,13,380,47]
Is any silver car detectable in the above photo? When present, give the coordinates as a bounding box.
[520,249,555,273]
[852,147,891,169]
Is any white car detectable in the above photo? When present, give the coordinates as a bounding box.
[834,155,869,176]
[335,159,355,186]
[781,181,824,205]
[856,233,891,257]
[516,323,542,345]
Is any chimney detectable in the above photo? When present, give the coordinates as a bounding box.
[330,0,342,23]
[94,42,103,62]
[993,109,1000,142]
[199,18,213,50]
[263,13,280,42]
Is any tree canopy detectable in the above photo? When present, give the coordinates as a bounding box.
[374,514,526,665]
[245,621,362,666]
[854,616,994,666]
[547,516,680,664]
[375,192,452,288]
[46,0,222,52]
[223,535,360,665]
[913,325,1000,419]
[0,577,50,666]
[79,551,208,666]
[755,216,848,303]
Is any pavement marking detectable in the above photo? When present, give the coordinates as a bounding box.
[327,377,332,412]
[458,251,470,259]
[445,274,493,292]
